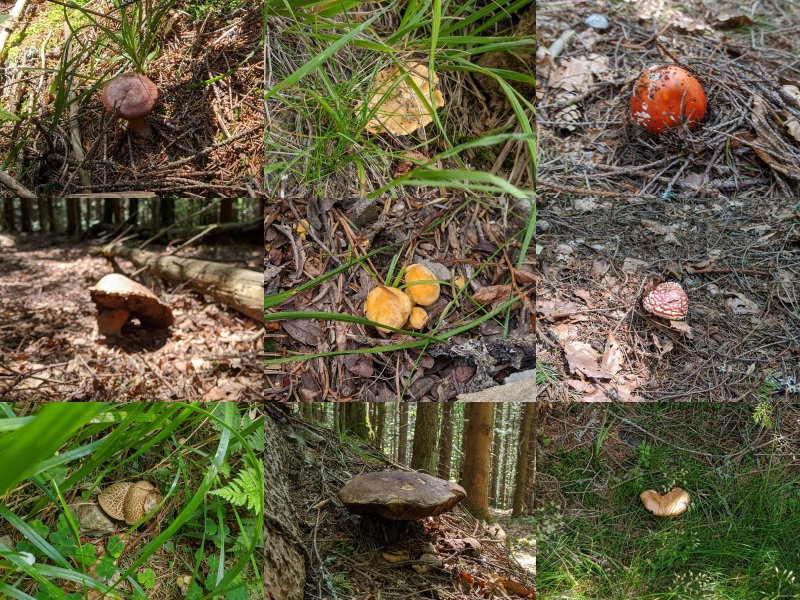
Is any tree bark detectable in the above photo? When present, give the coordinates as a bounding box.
[160,199,175,227]
[437,402,454,480]
[220,199,234,223]
[37,199,50,233]
[398,403,409,464]
[265,412,306,600]
[340,403,373,443]
[489,403,504,505]
[410,403,439,475]
[2,199,15,232]
[498,404,512,509]
[66,199,79,234]
[19,199,32,233]
[100,243,262,321]
[374,403,386,451]
[102,199,114,224]
[460,403,494,521]
[512,402,536,515]
[128,199,139,225]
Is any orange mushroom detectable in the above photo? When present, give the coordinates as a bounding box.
[631,64,707,133]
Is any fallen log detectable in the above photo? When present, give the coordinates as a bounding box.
[101,242,262,321]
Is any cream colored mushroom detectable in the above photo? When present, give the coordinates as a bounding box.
[640,487,690,517]
[98,480,161,525]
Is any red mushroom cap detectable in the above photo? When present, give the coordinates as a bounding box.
[642,282,689,320]
[631,64,707,133]
[100,72,158,120]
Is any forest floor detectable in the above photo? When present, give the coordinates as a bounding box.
[536,196,800,401]
[535,0,800,401]
[537,0,800,198]
[534,403,800,599]
[0,233,263,400]
[272,410,535,599]
[264,197,535,401]
[0,0,264,197]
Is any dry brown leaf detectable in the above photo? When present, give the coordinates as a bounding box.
[359,62,444,136]
[599,332,624,377]
[726,293,760,315]
[472,284,513,304]
[781,85,800,142]
[281,319,324,347]
[344,353,374,378]
[548,55,609,93]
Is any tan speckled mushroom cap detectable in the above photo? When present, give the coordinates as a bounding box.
[98,480,161,525]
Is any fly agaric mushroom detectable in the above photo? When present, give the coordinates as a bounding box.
[338,471,466,520]
[642,282,688,320]
[98,480,161,525]
[640,487,690,517]
[631,64,707,133]
[89,273,174,336]
[364,286,413,333]
[100,72,159,138]
[404,263,440,306]
[407,306,429,329]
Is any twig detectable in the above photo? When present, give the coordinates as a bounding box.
[0,0,29,65]
[0,170,36,198]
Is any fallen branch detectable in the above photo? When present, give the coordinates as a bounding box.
[0,0,29,64]
[100,243,263,321]
[0,170,36,199]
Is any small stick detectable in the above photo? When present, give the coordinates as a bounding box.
[0,170,36,198]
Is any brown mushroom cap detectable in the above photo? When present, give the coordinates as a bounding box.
[89,273,174,331]
[338,470,466,520]
[407,306,429,329]
[640,487,690,517]
[100,72,158,120]
[642,282,688,320]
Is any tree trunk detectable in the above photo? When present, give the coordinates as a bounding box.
[102,199,114,224]
[160,198,175,228]
[100,243,262,321]
[128,199,139,225]
[340,403,373,443]
[66,199,79,234]
[437,402,454,480]
[460,403,493,521]
[512,402,536,516]
[37,199,50,233]
[46,199,56,233]
[410,403,439,475]
[489,403,504,505]
[20,199,32,232]
[499,403,513,509]
[374,403,386,451]
[220,199,234,223]
[398,403,409,464]
[265,412,306,600]
[2,199,15,231]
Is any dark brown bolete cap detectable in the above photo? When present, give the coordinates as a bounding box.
[90,273,173,334]
[100,72,158,120]
[338,470,466,520]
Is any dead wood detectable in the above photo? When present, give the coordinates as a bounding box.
[100,242,262,321]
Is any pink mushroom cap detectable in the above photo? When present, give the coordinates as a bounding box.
[642,282,688,320]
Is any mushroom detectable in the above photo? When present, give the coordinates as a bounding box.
[640,487,690,517]
[407,306,429,330]
[89,273,174,336]
[98,480,162,525]
[631,64,707,133]
[642,282,688,320]
[338,470,466,520]
[364,286,413,333]
[100,72,159,138]
[404,263,440,306]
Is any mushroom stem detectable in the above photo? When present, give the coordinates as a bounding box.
[97,309,130,336]
[126,117,152,138]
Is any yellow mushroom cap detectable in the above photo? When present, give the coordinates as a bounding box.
[365,286,413,333]
[639,487,690,517]
[408,307,429,329]
[404,264,440,306]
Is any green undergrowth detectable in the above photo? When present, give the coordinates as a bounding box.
[265,0,534,197]
[0,403,264,600]
[535,404,800,600]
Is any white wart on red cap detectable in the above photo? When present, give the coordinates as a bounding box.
[642,282,688,320]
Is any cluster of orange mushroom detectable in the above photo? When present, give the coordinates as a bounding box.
[364,264,440,333]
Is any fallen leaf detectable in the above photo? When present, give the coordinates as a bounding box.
[472,285,513,304]
[281,319,324,347]
[344,353,374,378]
[599,332,623,377]
[726,293,760,315]
[358,62,445,136]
